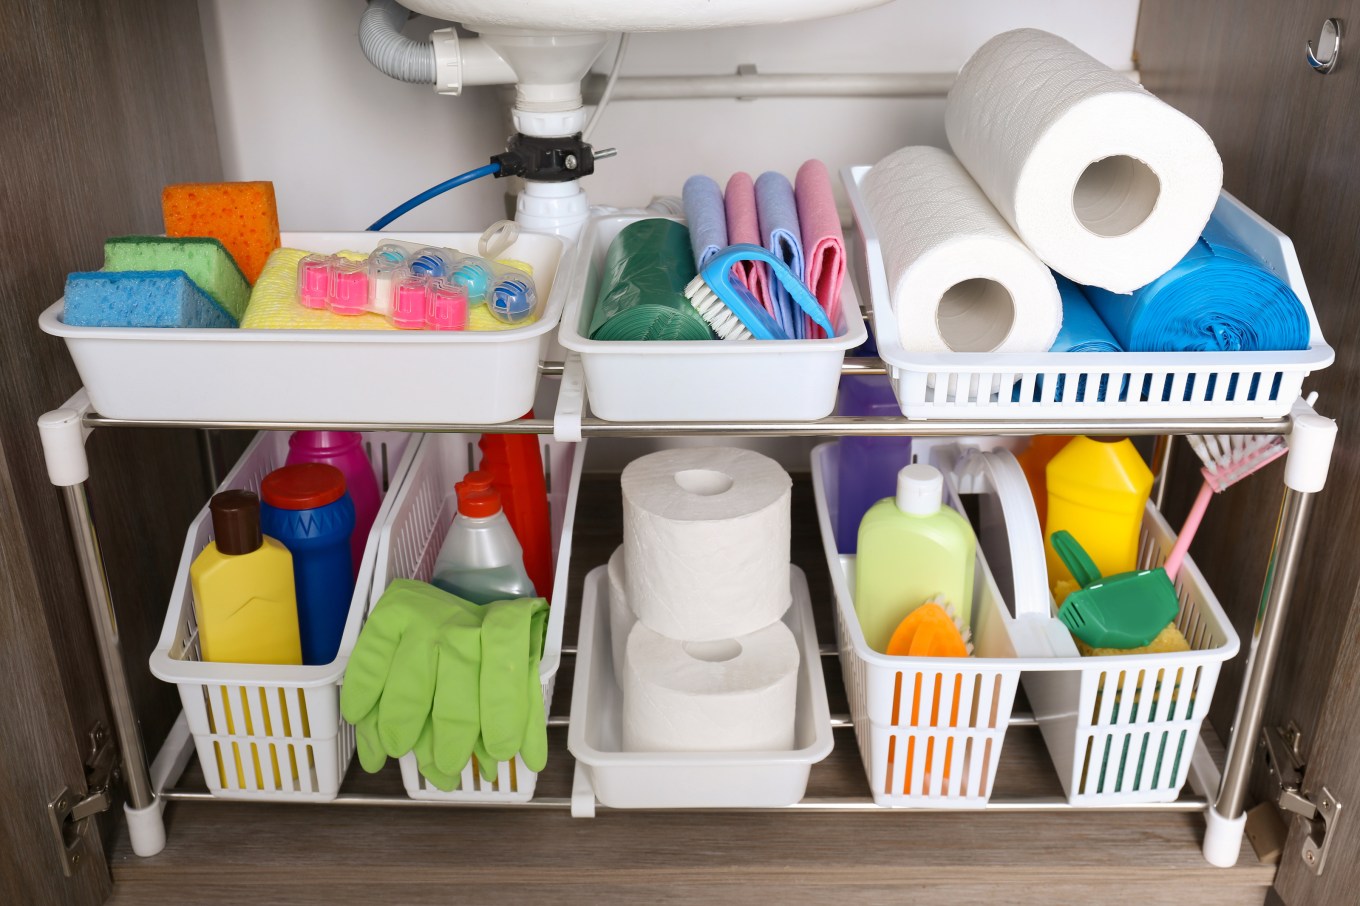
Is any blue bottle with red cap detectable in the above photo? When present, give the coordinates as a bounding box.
[259,463,356,665]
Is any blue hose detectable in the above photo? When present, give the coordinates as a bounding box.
[367,162,501,231]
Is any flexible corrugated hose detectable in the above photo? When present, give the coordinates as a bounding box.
[358,0,435,85]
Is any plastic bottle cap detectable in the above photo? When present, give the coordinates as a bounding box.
[456,470,502,518]
[210,489,263,555]
[260,463,347,510]
[289,430,363,453]
[896,463,944,516]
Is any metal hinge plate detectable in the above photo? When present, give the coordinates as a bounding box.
[46,722,118,877]
[1262,724,1343,875]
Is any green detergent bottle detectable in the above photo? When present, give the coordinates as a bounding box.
[854,464,977,653]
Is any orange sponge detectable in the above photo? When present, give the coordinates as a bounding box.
[162,182,280,284]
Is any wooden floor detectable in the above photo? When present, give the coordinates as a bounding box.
[107,474,1276,904]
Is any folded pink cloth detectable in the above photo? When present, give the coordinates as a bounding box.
[795,159,845,339]
[724,172,773,317]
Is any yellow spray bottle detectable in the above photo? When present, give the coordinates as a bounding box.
[1044,436,1152,604]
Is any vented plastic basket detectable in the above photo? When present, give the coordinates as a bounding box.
[371,433,585,802]
[812,438,1239,807]
[1023,506,1240,805]
[812,441,1038,807]
[150,430,420,801]
[843,166,1333,420]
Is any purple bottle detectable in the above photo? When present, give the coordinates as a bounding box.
[286,431,381,577]
[837,375,912,554]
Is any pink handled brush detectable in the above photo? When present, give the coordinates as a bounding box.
[1163,432,1289,580]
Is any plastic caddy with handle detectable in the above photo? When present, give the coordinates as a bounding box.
[812,439,1059,806]
[150,430,420,801]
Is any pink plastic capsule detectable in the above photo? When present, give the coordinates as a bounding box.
[330,263,368,316]
[297,255,331,309]
[391,276,429,329]
[426,282,469,331]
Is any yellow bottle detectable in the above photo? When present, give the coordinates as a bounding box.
[1044,437,1152,604]
[190,490,303,665]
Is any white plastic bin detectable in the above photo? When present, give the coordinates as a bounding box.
[567,564,833,810]
[1023,506,1240,806]
[813,438,1240,807]
[843,166,1334,420]
[149,430,420,801]
[40,230,572,424]
[811,441,1041,807]
[371,432,585,802]
[557,214,868,421]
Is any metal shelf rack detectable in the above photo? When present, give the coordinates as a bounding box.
[36,364,1336,867]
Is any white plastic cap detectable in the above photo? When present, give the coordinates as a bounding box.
[896,464,943,516]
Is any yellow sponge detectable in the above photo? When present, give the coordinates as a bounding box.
[241,248,533,331]
[1076,623,1192,657]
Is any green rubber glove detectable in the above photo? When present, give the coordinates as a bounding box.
[476,598,550,779]
[429,605,485,779]
[412,717,459,792]
[340,579,484,772]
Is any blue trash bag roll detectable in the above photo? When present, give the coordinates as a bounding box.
[1013,275,1124,403]
[1051,275,1122,353]
[1084,222,1311,353]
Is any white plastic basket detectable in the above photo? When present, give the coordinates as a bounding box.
[1023,506,1240,806]
[371,433,586,802]
[811,441,1039,807]
[149,430,420,801]
[567,564,833,810]
[557,214,868,421]
[843,166,1334,420]
[40,230,572,425]
[813,438,1240,807]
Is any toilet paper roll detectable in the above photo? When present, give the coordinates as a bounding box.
[607,546,634,681]
[861,146,1062,353]
[622,447,791,641]
[945,28,1223,293]
[622,619,800,752]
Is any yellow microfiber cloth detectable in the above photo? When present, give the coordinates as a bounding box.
[241,248,536,331]
[1076,622,1192,657]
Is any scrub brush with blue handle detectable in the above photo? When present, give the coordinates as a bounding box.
[683,244,834,340]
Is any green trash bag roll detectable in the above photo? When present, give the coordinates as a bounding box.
[588,219,716,341]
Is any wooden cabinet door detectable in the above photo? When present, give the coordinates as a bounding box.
[0,1,223,902]
[1138,1,1360,901]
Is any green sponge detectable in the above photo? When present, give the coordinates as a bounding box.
[103,236,250,321]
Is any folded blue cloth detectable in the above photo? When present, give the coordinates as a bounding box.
[1084,225,1310,353]
[754,171,806,339]
[682,175,728,270]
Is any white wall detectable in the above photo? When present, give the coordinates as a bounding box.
[198,0,1138,231]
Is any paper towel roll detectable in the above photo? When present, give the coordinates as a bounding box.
[607,546,635,681]
[945,28,1223,293]
[622,618,799,752]
[861,146,1061,353]
[622,447,791,641]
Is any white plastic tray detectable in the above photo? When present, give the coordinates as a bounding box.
[568,564,833,812]
[370,432,585,802]
[843,166,1333,420]
[40,230,572,424]
[149,430,420,802]
[557,214,868,422]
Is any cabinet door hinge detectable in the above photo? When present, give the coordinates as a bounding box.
[46,722,119,877]
[1262,723,1343,875]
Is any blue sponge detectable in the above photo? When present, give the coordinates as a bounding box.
[63,270,237,328]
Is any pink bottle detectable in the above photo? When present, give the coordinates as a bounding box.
[285,431,381,578]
